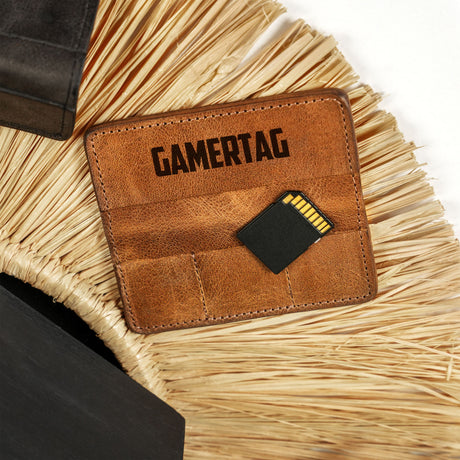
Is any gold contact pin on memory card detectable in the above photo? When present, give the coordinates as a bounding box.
[282,193,294,204]
[308,212,319,222]
[300,203,311,213]
[317,221,328,231]
[312,216,323,226]
[295,199,307,209]
[291,195,302,205]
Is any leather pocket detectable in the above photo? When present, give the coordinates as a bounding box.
[104,174,373,332]
[103,174,362,262]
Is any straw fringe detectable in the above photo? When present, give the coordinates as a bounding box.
[1,0,459,458]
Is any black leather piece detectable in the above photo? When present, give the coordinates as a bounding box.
[0,0,99,140]
[0,284,186,460]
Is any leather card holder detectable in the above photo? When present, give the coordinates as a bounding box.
[0,0,99,140]
[84,89,378,334]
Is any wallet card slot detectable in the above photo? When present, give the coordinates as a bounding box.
[194,230,375,319]
[287,229,376,305]
[116,229,376,333]
[115,254,208,331]
[104,174,363,263]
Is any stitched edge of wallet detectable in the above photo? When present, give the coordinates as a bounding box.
[88,95,374,332]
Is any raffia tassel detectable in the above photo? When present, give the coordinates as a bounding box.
[0,0,459,458]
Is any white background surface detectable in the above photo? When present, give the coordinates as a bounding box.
[257,0,460,237]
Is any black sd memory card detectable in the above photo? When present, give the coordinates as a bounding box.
[237,191,333,274]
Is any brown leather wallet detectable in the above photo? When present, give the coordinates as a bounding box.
[85,89,377,334]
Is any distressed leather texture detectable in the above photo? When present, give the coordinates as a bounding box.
[85,89,378,334]
[0,0,99,140]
